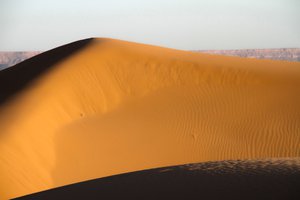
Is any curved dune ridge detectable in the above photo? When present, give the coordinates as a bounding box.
[13,158,300,200]
[0,38,300,199]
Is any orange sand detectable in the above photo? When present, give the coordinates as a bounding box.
[0,38,300,199]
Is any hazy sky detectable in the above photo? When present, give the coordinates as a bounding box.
[1,0,299,51]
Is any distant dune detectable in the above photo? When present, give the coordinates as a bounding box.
[0,52,41,70]
[0,38,300,199]
[1,48,299,71]
[197,48,300,62]
[14,158,300,200]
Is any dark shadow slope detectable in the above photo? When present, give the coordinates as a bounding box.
[14,159,300,200]
[0,38,93,106]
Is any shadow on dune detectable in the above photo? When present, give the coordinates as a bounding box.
[0,38,94,106]
[14,159,300,200]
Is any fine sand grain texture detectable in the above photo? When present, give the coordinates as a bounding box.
[0,38,300,199]
[13,158,300,200]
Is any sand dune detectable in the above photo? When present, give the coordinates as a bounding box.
[1,38,300,199]
[14,158,300,200]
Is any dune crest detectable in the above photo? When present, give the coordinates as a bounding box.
[1,38,300,199]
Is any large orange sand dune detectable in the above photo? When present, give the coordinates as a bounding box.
[0,38,300,199]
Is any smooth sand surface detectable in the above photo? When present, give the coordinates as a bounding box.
[1,38,300,199]
[14,158,300,200]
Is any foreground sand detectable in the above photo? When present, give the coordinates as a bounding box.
[14,158,300,200]
[0,38,300,199]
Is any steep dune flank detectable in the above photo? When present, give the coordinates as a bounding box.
[0,38,300,199]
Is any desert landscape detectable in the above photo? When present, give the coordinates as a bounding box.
[1,38,300,199]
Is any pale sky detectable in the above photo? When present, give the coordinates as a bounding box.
[1,0,299,51]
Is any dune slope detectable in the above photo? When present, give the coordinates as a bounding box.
[0,38,300,199]
[14,158,300,200]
